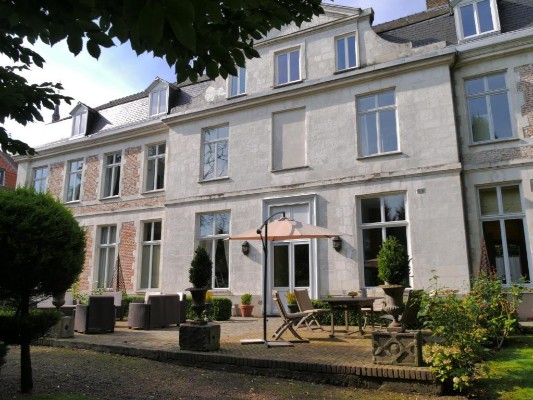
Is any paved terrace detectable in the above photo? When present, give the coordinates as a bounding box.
[38,317,442,395]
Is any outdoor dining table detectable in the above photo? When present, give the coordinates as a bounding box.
[321,296,382,337]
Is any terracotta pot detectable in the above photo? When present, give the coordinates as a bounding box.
[239,304,254,317]
[380,284,405,330]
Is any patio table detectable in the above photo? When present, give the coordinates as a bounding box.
[321,296,382,337]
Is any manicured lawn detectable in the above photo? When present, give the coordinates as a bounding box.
[472,334,533,400]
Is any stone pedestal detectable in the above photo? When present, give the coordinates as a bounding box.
[48,316,75,338]
[372,331,423,366]
[179,322,220,351]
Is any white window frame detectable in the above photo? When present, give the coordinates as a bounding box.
[145,143,166,192]
[454,0,500,40]
[275,47,301,86]
[335,32,358,72]
[149,87,168,116]
[96,225,117,290]
[66,159,83,202]
[197,212,231,289]
[140,220,162,290]
[228,66,246,97]
[201,125,229,181]
[0,168,5,186]
[465,72,513,143]
[32,166,48,193]
[72,109,88,136]
[357,89,399,157]
[103,152,121,198]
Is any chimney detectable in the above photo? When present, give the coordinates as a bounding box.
[426,0,449,9]
[52,104,60,122]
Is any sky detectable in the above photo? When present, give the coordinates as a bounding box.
[4,0,427,148]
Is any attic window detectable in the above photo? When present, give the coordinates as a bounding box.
[72,109,88,136]
[149,87,168,116]
[456,0,500,40]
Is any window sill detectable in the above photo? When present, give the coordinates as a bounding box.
[469,137,519,147]
[334,66,358,75]
[198,176,230,184]
[357,151,402,160]
[142,188,165,195]
[273,79,304,89]
[100,195,120,201]
[227,93,247,100]
[271,165,309,173]
[65,200,81,205]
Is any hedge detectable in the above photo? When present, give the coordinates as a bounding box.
[185,297,232,321]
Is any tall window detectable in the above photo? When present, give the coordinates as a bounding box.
[466,73,512,143]
[360,194,408,287]
[229,67,246,97]
[97,226,116,289]
[66,160,83,202]
[146,143,165,191]
[140,221,162,289]
[272,108,306,170]
[458,0,498,39]
[32,166,48,193]
[202,125,229,180]
[336,33,357,71]
[198,212,230,289]
[276,48,300,85]
[103,152,121,197]
[0,169,5,186]
[479,185,530,284]
[72,109,88,136]
[357,90,398,157]
[149,88,168,116]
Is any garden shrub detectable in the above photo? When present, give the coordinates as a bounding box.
[185,297,232,321]
[0,309,61,344]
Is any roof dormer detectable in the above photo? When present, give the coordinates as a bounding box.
[452,0,501,41]
[146,78,178,117]
[69,103,89,137]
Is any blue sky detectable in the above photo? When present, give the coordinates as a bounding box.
[4,0,427,147]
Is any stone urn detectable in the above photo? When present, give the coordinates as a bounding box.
[52,291,66,310]
[381,284,405,331]
[188,288,208,325]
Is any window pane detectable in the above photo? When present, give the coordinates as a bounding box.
[347,35,356,67]
[230,75,238,97]
[378,91,394,107]
[379,110,398,152]
[214,238,229,288]
[359,113,377,156]
[361,197,381,223]
[143,223,153,241]
[468,97,490,142]
[239,67,246,94]
[156,157,165,189]
[501,186,521,213]
[466,77,485,96]
[384,195,405,221]
[203,143,215,180]
[274,245,289,287]
[158,143,166,154]
[153,221,162,241]
[479,188,498,215]
[358,95,375,112]
[200,214,214,237]
[100,226,109,244]
[478,0,494,33]
[490,93,512,140]
[277,53,288,84]
[151,245,160,288]
[150,92,158,115]
[461,4,477,37]
[217,125,229,139]
[141,245,151,288]
[106,247,115,288]
[362,228,382,287]
[146,158,155,191]
[294,243,310,287]
[204,128,215,142]
[487,74,505,91]
[215,213,229,235]
[289,50,300,82]
[504,219,529,282]
[336,37,346,70]
[216,140,228,177]
[148,145,156,157]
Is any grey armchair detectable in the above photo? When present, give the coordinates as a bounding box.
[74,296,116,333]
[127,294,181,330]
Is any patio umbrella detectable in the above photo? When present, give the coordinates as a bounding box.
[229,213,348,347]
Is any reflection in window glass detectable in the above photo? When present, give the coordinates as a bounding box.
[140,221,162,289]
[198,212,230,289]
[276,49,300,85]
[336,34,357,71]
[460,0,495,38]
[202,126,229,180]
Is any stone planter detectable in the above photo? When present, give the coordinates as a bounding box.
[380,284,405,331]
[188,288,208,325]
[372,331,423,366]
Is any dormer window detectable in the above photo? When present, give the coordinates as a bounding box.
[72,109,88,136]
[455,0,500,40]
[149,87,168,116]
[229,67,246,97]
[335,33,357,72]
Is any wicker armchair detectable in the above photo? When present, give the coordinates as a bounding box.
[74,296,116,334]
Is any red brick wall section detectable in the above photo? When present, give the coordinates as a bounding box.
[516,64,533,139]
[119,221,137,292]
[47,161,65,199]
[426,0,448,9]
[122,146,142,196]
[82,155,100,201]
[79,225,94,292]
[0,156,17,189]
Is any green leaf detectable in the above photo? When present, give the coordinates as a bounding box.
[137,0,165,48]
[66,34,83,56]
[86,40,101,59]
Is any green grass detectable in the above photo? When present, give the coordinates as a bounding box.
[473,334,533,400]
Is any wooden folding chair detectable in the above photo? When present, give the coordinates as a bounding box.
[294,289,328,331]
[271,290,309,343]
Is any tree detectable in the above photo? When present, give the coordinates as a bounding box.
[0,0,324,155]
[0,187,86,393]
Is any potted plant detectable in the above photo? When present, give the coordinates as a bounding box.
[188,246,213,324]
[286,292,299,313]
[239,293,254,317]
[377,236,410,330]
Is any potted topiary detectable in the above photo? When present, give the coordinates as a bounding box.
[239,293,254,317]
[188,246,213,324]
[285,292,299,313]
[377,236,410,330]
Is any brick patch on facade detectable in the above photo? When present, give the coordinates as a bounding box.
[463,144,533,166]
[47,162,65,199]
[119,221,137,292]
[81,155,100,201]
[71,195,165,216]
[79,225,94,292]
[122,146,142,196]
[516,64,533,138]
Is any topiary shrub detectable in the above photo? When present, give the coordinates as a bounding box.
[241,293,252,305]
[189,246,213,289]
[377,236,410,285]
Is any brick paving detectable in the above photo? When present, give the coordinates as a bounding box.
[38,317,442,394]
